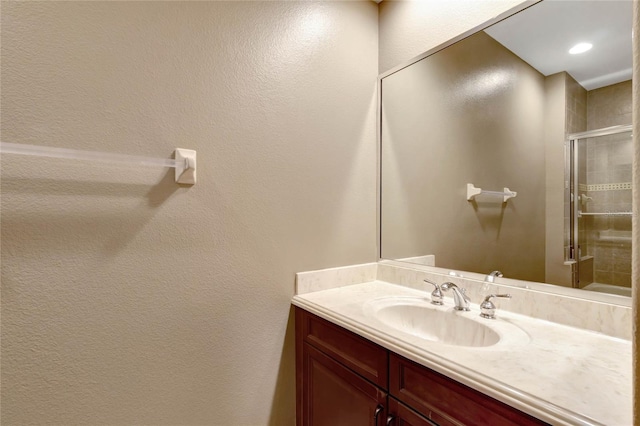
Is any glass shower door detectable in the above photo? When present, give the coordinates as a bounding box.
[567,126,633,295]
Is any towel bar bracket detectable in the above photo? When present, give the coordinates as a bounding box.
[175,148,197,185]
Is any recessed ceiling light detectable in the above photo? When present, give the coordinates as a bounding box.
[569,42,593,54]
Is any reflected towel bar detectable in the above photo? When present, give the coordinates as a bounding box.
[466,183,516,202]
[0,142,196,185]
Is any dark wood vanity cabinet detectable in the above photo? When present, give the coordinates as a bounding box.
[389,354,545,426]
[296,306,388,426]
[300,343,388,426]
[295,307,548,426]
[388,398,438,426]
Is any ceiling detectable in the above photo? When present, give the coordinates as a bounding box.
[485,0,633,91]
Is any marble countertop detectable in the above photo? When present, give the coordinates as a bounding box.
[292,281,631,426]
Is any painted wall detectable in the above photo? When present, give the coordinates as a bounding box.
[0,2,378,424]
[565,74,588,288]
[380,31,547,282]
[378,0,526,73]
[543,72,574,287]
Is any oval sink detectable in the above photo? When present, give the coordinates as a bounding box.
[364,297,523,348]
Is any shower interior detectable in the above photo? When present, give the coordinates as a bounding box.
[566,125,633,296]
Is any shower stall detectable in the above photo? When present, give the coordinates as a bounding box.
[566,125,633,296]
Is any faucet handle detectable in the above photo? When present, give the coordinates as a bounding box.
[424,279,443,305]
[484,270,504,283]
[458,287,470,302]
[480,294,511,319]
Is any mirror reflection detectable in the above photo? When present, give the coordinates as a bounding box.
[380,0,633,298]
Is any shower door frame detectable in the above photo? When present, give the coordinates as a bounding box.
[566,124,633,288]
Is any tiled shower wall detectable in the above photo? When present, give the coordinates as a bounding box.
[587,81,633,130]
[584,81,633,287]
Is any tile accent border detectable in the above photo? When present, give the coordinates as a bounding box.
[579,182,632,191]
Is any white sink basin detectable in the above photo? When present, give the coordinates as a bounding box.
[364,296,529,348]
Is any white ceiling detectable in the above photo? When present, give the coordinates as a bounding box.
[485,0,633,91]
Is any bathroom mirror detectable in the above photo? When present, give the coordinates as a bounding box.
[379,0,633,302]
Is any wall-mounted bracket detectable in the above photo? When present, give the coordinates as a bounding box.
[502,187,517,202]
[466,183,482,200]
[175,148,197,185]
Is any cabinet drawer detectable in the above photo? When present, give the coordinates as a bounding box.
[388,397,438,426]
[389,354,548,426]
[296,307,388,388]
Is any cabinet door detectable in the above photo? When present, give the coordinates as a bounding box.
[300,342,388,426]
[388,397,437,426]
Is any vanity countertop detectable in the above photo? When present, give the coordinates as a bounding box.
[292,281,631,426]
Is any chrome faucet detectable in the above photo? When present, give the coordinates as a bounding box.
[424,279,443,305]
[480,294,512,319]
[484,270,503,283]
[440,282,471,311]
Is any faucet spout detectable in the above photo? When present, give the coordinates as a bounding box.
[484,270,504,283]
[440,282,471,311]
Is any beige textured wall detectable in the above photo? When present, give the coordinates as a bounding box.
[632,0,639,422]
[565,74,588,288]
[378,0,527,73]
[381,31,546,282]
[0,2,378,424]
[543,72,573,287]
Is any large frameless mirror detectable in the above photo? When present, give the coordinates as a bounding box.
[379,0,633,303]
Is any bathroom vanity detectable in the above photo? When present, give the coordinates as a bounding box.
[292,264,632,426]
[296,308,545,426]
